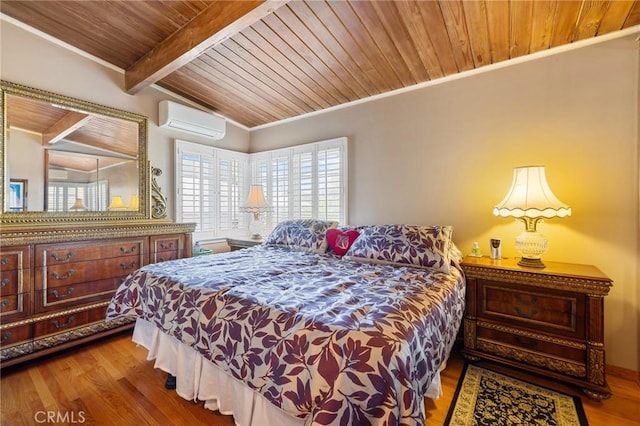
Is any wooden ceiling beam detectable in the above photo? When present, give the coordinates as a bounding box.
[125,0,289,94]
[43,111,91,145]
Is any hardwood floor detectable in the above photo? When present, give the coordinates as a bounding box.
[1,331,638,425]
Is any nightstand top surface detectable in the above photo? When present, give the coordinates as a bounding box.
[226,237,264,249]
[460,256,611,282]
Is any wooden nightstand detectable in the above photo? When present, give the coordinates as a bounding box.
[226,237,263,251]
[460,256,612,399]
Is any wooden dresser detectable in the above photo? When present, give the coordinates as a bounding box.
[460,256,612,399]
[0,221,194,367]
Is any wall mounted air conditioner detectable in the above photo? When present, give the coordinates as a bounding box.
[158,100,226,140]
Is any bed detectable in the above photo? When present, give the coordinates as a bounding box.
[106,220,466,425]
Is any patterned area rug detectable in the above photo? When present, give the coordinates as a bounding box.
[444,364,588,425]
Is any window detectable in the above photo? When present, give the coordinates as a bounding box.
[251,137,348,230]
[176,141,248,240]
[47,181,108,211]
[175,137,347,240]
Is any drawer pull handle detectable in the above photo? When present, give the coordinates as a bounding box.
[120,246,137,254]
[513,306,539,319]
[514,293,538,306]
[1,258,8,266]
[159,242,174,250]
[120,262,137,270]
[0,299,8,308]
[53,316,75,329]
[1,331,11,343]
[51,287,74,299]
[51,270,75,280]
[158,256,174,262]
[514,336,539,349]
[1,278,8,288]
[51,252,73,262]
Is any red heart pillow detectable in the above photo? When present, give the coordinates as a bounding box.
[326,229,360,256]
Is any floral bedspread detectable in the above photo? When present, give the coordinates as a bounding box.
[106,245,465,425]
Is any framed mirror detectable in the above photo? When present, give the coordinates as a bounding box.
[1,80,149,224]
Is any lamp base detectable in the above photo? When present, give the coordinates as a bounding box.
[514,228,548,269]
[517,257,546,268]
[248,215,263,239]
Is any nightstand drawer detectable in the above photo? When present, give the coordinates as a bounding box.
[476,323,587,379]
[476,322,586,364]
[227,237,262,251]
[478,279,585,339]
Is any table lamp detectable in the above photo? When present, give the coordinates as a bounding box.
[241,184,270,239]
[493,166,571,268]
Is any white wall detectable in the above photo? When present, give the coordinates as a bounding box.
[0,19,250,219]
[5,129,44,210]
[250,34,640,372]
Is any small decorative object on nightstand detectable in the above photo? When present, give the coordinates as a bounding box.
[460,256,612,400]
[227,237,263,251]
[191,241,212,256]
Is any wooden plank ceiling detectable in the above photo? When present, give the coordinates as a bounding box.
[2,0,639,129]
[7,95,138,157]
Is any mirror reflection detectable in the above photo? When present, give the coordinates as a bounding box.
[2,81,147,219]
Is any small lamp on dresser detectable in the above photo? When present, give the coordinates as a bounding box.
[493,166,571,268]
[70,198,86,211]
[108,195,128,211]
[128,194,140,211]
[241,184,271,239]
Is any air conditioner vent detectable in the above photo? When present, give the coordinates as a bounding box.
[159,100,226,140]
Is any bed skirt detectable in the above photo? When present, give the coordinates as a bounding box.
[132,318,444,425]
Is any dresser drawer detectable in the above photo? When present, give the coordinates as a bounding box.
[0,293,30,321]
[0,271,19,296]
[36,255,141,289]
[35,277,125,313]
[477,279,585,339]
[0,246,31,271]
[154,251,179,263]
[150,234,185,263]
[36,238,147,266]
[0,323,32,347]
[33,305,107,338]
[0,268,30,297]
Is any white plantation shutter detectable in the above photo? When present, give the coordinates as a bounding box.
[250,137,348,229]
[293,151,313,219]
[175,138,347,239]
[46,181,107,211]
[218,150,248,233]
[317,145,343,222]
[251,155,271,229]
[176,141,251,240]
[270,154,289,226]
[176,141,216,239]
[47,184,64,211]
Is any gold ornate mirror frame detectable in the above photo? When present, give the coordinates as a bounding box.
[1,80,150,225]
